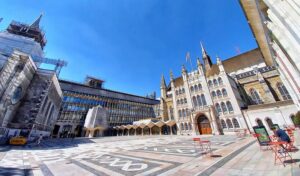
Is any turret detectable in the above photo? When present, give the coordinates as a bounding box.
[200,42,212,71]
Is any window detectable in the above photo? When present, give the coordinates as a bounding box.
[218,77,223,85]
[194,85,198,92]
[190,86,194,92]
[213,79,218,86]
[179,89,182,94]
[177,100,180,105]
[175,90,178,95]
[181,123,184,130]
[265,118,273,129]
[198,84,202,90]
[201,94,207,105]
[180,99,184,104]
[192,96,198,107]
[256,118,264,127]
[212,91,216,98]
[277,82,291,100]
[182,109,186,117]
[197,95,202,107]
[182,88,185,93]
[222,88,227,97]
[184,98,187,104]
[226,119,233,128]
[178,110,182,118]
[221,102,228,113]
[185,123,188,130]
[232,118,240,128]
[226,101,233,112]
[217,90,222,98]
[216,103,222,115]
[250,89,262,104]
[221,119,227,129]
[208,80,213,87]
[189,123,192,130]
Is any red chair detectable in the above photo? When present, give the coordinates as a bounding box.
[269,141,293,166]
[193,137,212,155]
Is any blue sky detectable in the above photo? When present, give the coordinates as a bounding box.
[0,0,257,97]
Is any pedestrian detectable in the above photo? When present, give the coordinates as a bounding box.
[37,134,43,145]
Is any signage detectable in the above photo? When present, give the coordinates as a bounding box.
[253,126,271,146]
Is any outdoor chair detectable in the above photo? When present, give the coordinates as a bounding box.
[192,137,212,155]
[269,141,293,167]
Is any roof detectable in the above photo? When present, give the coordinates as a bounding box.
[223,48,264,73]
[205,64,220,77]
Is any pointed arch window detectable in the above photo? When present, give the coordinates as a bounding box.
[178,110,182,118]
[226,119,233,128]
[185,123,188,130]
[188,123,192,130]
[222,88,227,97]
[277,82,291,100]
[232,118,240,128]
[179,89,182,94]
[217,90,222,98]
[212,91,216,99]
[208,80,213,87]
[250,89,262,104]
[197,95,202,107]
[182,88,185,93]
[265,118,273,129]
[182,109,186,117]
[221,119,227,129]
[216,103,222,115]
[256,118,264,127]
[192,96,197,107]
[194,85,198,92]
[213,79,218,86]
[221,102,228,113]
[218,77,223,85]
[198,84,202,90]
[201,94,207,105]
[190,86,194,92]
[175,90,178,95]
[181,123,184,130]
[177,100,180,105]
[226,101,233,112]
[180,99,184,104]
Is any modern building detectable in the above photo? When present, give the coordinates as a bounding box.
[53,77,160,138]
[239,0,300,110]
[0,15,64,139]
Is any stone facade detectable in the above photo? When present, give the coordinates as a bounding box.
[160,47,298,135]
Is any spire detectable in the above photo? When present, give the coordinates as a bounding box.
[181,65,186,74]
[160,74,166,88]
[200,41,212,70]
[30,13,43,28]
[197,57,202,67]
[170,70,174,80]
[216,55,222,65]
[200,41,208,58]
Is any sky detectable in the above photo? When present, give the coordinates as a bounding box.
[0,0,257,97]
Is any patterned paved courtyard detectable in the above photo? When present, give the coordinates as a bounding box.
[0,134,299,176]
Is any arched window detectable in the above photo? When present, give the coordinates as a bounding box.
[194,85,198,92]
[277,82,291,100]
[201,94,207,105]
[192,96,197,107]
[221,119,227,129]
[182,88,185,93]
[218,77,223,85]
[180,99,184,104]
[186,108,190,116]
[216,103,222,115]
[222,88,227,97]
[178,110,182,118]
[197,95,202,107]
[182,109,186,117]
[184,98,187,103]
[181,123,184,130]
[226,101,233,112]
[217,90,222,98]
[175,90,178,95]
[226,119,233,128]
[198,84,202,90]
[185,123,188,131]
[208,80,213,87]
[188,123,192,130]
[256,118,264,127]
[177,100,180,105]
[179,89,182,94]
[213,79,218,86]
[190,86,194,92]
[221,102,228,113]
[265,118,273,129]
[232,118,240,128]
[250,89,262,104]
[212,91,216,99]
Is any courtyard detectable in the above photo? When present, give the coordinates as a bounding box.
[1,134,300,176]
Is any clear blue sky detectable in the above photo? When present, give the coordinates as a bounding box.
[0,0,257,97]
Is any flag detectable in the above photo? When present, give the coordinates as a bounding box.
[186,52,190,62]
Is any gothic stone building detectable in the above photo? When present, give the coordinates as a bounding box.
[160,45,298,135]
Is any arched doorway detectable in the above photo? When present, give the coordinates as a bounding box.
[196,115,212,135]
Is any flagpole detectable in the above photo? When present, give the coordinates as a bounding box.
[186,52,194,72]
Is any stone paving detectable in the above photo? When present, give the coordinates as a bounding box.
[0,134,299,176]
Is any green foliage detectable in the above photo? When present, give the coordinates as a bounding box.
[293,111,300,126]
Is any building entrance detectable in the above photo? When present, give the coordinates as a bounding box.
[197,115,212,135]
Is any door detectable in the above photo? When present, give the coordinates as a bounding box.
[197,115,212,135]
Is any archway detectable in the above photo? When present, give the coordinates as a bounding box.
[136,127,142,135]
[151,126,160,135]
[52,125,60,138]
[143,127,150,135]
[129,128,135,135]
[161,125,170,135]
[196,115,212,135]
[171,125,177,135]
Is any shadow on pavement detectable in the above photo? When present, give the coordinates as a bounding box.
[0,166,31,175]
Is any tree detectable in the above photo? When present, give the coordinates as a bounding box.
[293,111,300,126]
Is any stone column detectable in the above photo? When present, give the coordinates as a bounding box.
[159,127,162,135]
[150,128,152,135]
